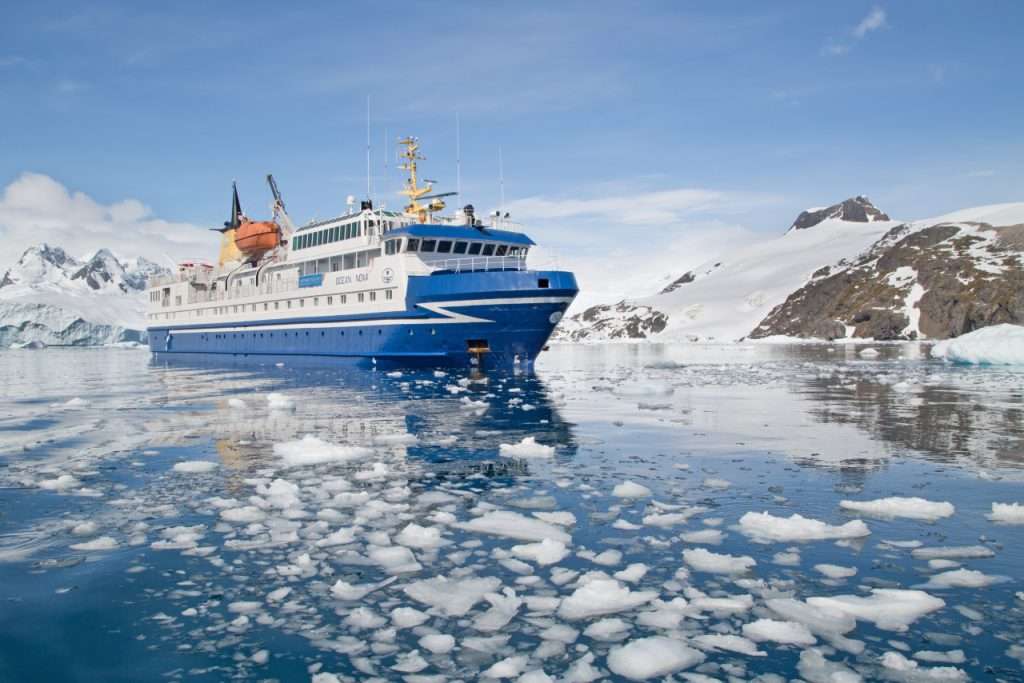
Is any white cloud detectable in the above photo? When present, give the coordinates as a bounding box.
[0,172,216,270]
[853,7,888,39]
[823,6,888,57]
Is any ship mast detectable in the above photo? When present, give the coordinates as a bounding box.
[398,136,455,223]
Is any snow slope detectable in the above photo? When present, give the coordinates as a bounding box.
[0,244,167,347]
[558,198,1024,344]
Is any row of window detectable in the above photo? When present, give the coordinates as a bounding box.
[292,219,387,251]
[383,237,527,258]
[201,327,438,341]
[148,289,395,320]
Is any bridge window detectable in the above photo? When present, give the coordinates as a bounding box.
[495,245,508,256]
[468,242,482,255]
[406,238,420,251]
[436,240,452,253]
[384,240,398,256]
[482,244,496,256]
[453,241,468,254]
[420,240,436,252]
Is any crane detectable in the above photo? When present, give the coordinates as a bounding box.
[266,174,297,238]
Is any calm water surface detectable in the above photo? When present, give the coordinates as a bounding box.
[0,344,1022,682]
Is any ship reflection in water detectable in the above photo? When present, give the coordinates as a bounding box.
[0,344,1022,682]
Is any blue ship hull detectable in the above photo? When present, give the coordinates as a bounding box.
[148,270,577,368]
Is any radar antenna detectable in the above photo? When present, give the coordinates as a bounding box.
[398,137,455,222]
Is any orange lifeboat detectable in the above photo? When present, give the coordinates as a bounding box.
[234,219,280,260]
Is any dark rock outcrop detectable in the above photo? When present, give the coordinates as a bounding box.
[751,222,1024,340]
[790,196,890,231]
[558,302,668,342]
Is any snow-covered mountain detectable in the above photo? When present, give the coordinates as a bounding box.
[0,244,169,348]
[558,198,1024,343]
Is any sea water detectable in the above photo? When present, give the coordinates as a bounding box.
[0,344,1022,682]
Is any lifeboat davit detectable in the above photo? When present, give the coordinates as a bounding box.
[234,220,280,260]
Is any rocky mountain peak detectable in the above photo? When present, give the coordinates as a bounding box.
[789,196,890,232]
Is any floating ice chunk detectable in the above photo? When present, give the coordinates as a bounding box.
[251,650,269,665]
[914,650,966,664]
[839,497,955,522]
[880,651,967,682]
[683,548,755,575]
[418,633,455,654]
[274,435,372,467]
[614,563,648,583]
[267,587,291,602]
[539,624,578,643]
[391,607,429,629]
[642,509,705,527]
[69,536,118,551]
[220,506,267,523]
[815,564,857,579]
[391,650,428,673]
[910,545,994,560]
[344,606,387,629]
[39,474,81,491]
[680,529,723,544]
[63,397,88,409]
[373,432,418,446]
[743,618,816,645]
[228,601,262,614]
[71,521,98,536]
[474,588,522,631]
[798,648,863,683]
[918,569,1008,589]
[499,437,555,458]
[312,674,342,683]
[316,527,358,547]
[369,545,422,574]
[738,511,870,543]
[591,549,622,566]
[227,397,247,409]
[404,575,502,616]
[562,652,602,682]
[266,392,294,411]
[766,598,858,645]
[455,510,571,543]
[172,460,218,473]
[772,551,801,566]
[395,523,447,549]
[533,511,576,526]
[690,592,754,614]
[931,324,1024,365]
[510,538,569,566]
[517,670,553,683]
[606,636,705,680]
[987,502,1024,524]
[558,578,657,620]
[331,576,396,600]
[807,589,945,632]
[615,383,675,398]
[859,348,879,358]
[613,519,642,531]
[484,655,529,679]
[582,617,631,641]
[703,478,731,489]
[693,634,766,656]
[613,481,651,499]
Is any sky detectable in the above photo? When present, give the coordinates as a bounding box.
[1,1,1022,306]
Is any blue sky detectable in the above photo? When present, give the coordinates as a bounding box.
[1,1,1022,302]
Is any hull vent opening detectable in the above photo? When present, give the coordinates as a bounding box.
[538,278,550,288]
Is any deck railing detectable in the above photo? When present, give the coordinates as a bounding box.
[428,256,527,273]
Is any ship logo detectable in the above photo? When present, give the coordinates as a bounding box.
[382,267,395,284]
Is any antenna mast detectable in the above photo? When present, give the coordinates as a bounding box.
[365,96,371,202]
[498,146,505,214]
[456,112,462,199]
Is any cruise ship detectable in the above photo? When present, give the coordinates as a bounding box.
[146,137,578,367]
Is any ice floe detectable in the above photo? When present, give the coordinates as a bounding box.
[455,510,571,543]
[738,511,870,542]
[498,437,555,458]
[606,636,704,680]
[987,501,1024,524]
[839,497,955,521]
[682,548,756,574]
[273,435,373,467]
[807,589,945,632]
[742,618,817,645]
[612,480,652,499]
